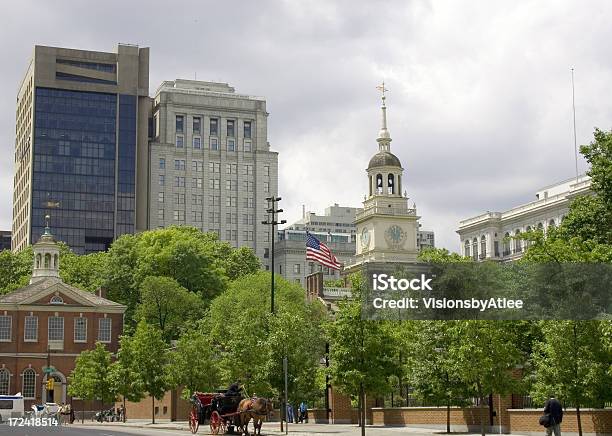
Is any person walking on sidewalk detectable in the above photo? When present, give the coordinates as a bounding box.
[299,401,308,423]
[543,396,563,436]
[286,403,295,424]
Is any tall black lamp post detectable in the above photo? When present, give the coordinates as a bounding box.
[262,196,286,314]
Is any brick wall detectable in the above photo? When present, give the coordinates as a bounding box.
[508,409,612,436]
[371,406,489,432]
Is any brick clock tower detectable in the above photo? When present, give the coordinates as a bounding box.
[349,83,420,271]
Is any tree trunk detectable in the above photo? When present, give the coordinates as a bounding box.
[576,404,582,436]
[476,382,485,436]
[446,400,451,434]
[152,396,155,424]
[360,383,366,436]
[123,396,126,423]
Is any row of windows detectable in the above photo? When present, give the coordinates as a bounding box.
[159,176,269,192]
[0,368,36,398]
[158,193,256,208]
[0,315,111,343]
[161,159,265,176]
[176,116,251,139]
[176,135,252,152]
[158,210,258,224]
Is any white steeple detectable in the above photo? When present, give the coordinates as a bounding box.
[30,215,60,284]
[376,81,391,152]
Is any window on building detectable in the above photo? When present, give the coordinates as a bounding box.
[210,118,218,136]
[158,209,164,221]
[193,136,201,149]
[173,210,185,222]
[48,317,64,341]
[244,165,253,176]
[24,316,38,342]
[0,316,11,341]
[279,264,283,274]
[226,196,237,207]
[226,180,236,191]
[227,120,235,137]
[74,317,87,342]
[265,231,270,242]
[193,194,203,205]
[225,229,237,240]
[244,197,254,208]
[210,137,219,150]
[243,181,254,192]
[209,179,220,190]
[264,248,269,258]
[209,195,220,206]
[192,160,203,172]
[159,175,165,186]
[226,213,237,224]
[176,115,184,133]
[244,140,252,152]
[192,178,203,189]
[264,165,270,177]
[244,121,252,138]
[548,219,556,228]
[22,369,36,399]
[159,158,166,169]
[494,240,499,257]
[176,135,184,148]
[209,211,220,223]
[464,240,470,257]
[175,176,185,187]
[174,159,185,171]
[472,238,478,261]
[294,264,301,274]
[98,318,112,343]
[514,230,522,253]
[157,192,164,203]
[227,163,237,174]
[209,162,220,173]
[227,138,236,152]
[264,182,270,193]
[50,296,64,305]
[193,211,203,222]
[0,368,9,395]
[193,117,201,134]
[242,214,254,225]
[480,235,486,259]
[243,231,254,241]
[174,193,185,204]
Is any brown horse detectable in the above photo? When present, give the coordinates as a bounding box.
[238,397,273,436]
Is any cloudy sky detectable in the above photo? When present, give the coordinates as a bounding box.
[1,0,611,251]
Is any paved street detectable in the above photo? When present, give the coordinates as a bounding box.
[0,422,530,436]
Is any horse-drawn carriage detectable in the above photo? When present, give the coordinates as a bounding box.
[189,391,272,435]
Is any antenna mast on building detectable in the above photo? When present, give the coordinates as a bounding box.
[571,68,579,181]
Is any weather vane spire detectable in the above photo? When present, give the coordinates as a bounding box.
[376,81,391,151]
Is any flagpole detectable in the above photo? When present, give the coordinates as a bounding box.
[571,67,579,181]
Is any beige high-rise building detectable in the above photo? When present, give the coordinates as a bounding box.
[12,44,149,253]
[148,80,278,267]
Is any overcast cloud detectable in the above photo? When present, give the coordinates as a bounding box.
[1,0,611,251]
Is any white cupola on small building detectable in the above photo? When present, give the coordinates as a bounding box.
[30,215,60,284]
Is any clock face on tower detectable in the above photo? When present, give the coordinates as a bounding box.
[385,224,406,248]
[360,228,370,249]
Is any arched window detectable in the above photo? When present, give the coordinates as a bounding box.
[503,232,510,256]
[464,240,470,257]
[472,238,478,261]
[0,368,9,395]
[525,226,532,247]
[480,235,486,259]
[376,174,383,194]
[514,230,522,253]
[53,254,58,269]
[44,253,51,268]
[387,174,395,195]
[548,219,556,228]
[398,175,402,194]
[50,296,64,305]
[36,254,41,268]
[537,222,544,231]
[22,368,36,399]
[369,176,372,196]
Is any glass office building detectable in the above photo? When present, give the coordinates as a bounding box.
[12,44,149,253]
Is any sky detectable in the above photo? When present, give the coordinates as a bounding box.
[1,0,611,252]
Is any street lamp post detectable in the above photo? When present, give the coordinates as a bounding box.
[262,196,286,314]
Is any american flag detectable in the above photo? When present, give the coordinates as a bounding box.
[306,232,342,270]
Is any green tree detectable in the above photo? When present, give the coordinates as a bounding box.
[59,250,108,292]
[222,245,261,280]
[166,330,220,399]
[68,343,116,405]
[404,321,473,433]
[108,334,146,421]
[446,321,521,436]
[325,274,399,436]
[531,321,612,436]
[136,276,205,341]
[129,321,169,424]
[206,271,325,403]
[0,247,32,294]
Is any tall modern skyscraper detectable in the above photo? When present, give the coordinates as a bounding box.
[148,79,278,267]
[12,44,150,253]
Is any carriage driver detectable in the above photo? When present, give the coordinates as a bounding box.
[226,381,243,396]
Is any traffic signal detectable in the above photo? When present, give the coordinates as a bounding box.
[47,378,54,391]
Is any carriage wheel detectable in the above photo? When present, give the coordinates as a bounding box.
[189,405,200,434]
[210,411,222,434]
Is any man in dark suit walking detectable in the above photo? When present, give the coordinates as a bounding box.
[543,396,563,436]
